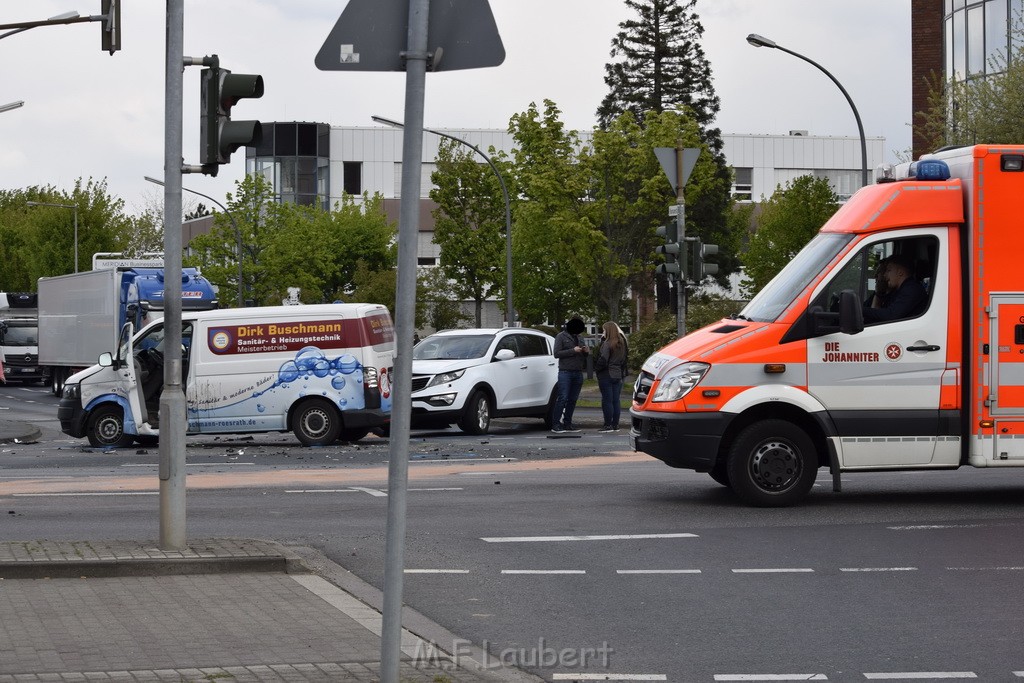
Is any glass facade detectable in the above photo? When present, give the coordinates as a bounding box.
[944,0,1024,79]
[246,122,330,210]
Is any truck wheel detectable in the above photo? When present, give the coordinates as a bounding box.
[292,399,341,446]
[726,419,818,507]
[51,368,65,397]
[458,390,491,435]
[87,405,135,449]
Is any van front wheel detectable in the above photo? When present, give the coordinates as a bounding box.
[292,399,341,446]
[726,420,817,507]
[87,405,135,449]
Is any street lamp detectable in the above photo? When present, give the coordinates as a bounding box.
[746,33,869,189]
[0,101,24,114]
[372,115,516,326]
[26,200,79,272]
[0,11,80,41]
[145,176,244,307]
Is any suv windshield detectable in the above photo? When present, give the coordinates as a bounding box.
[413,334,495,360]
[739,233,852,322]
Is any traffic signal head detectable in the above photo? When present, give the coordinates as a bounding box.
[201,64,264,172]
[100,0,120,55]
[655,224,681,280]
[690,239,719,282]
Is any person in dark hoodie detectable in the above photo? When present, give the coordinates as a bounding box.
[551,316,588,433]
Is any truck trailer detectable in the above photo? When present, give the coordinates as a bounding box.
[630,144,1024,506]
[38,267,218,395]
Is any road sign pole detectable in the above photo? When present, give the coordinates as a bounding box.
[380,2,429,681]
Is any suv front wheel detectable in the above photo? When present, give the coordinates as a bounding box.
[458,390,492,435]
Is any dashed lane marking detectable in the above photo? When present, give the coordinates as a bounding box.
[500,569,586,575]
[404,569,470,574]
[732,568,814,574]
[552,675,666,681]
[481,533,698,543]
[839,567,918,572]
[617,569,701,574]
[863,673,977,680]
[714,676,828,681]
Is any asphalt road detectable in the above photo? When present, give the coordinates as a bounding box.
[3,384,1024,681]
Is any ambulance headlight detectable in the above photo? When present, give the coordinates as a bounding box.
[651,362,710,402]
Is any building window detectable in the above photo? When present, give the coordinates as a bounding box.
[732,167,752,202]
[417,257,437,266]
[343,161,362,196]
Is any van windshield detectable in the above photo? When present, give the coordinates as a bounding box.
[738,233,852,323]
[413,334,495,360]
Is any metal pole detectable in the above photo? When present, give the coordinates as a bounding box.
[73,206,78,273]
[380,1,429,680]
[158,0,186,551]
[746,34,868,188]
[144,175,244,307]
[370,116,514,326]
[674,148,686,338]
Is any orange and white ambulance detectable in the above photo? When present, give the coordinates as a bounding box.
[630,144,1024,506]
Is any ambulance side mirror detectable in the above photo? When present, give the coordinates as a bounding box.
[837,289,864,335]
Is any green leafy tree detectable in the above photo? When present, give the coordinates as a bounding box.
[417,267,469,331]
[429,140,512,326]
[740,175,839,297]
[509,100,605,325]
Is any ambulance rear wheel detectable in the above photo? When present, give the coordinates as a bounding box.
[87,405,135,449]
[726,420,817,507]
[292,399,341,446]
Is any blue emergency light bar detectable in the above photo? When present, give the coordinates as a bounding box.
[907,159,952,181]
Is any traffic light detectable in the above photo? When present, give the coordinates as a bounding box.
[655,222,681,279]
[100,0,120,54]
[690,239,719,283]
[200,58,264,174]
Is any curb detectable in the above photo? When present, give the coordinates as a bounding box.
[0,420,42,445]
[0,554,291,579]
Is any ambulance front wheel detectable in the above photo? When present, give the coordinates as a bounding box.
[292,399,341,446]
[726,419,818,507]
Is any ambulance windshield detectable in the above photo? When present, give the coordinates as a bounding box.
[738,233,852,322]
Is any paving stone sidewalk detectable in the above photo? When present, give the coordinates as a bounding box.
[0,539,531,683]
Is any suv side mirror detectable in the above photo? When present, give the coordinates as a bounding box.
[494,349,515,361]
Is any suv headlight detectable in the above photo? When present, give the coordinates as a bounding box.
[651,362,710,402]
[427,369,465,388]
[62,383,81,400]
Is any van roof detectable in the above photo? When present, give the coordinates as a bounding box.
[181,303,389,322]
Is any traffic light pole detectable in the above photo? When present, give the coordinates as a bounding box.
[674,147,686,339]
[159,0,187,551]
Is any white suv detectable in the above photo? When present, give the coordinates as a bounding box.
[410,328,558,434]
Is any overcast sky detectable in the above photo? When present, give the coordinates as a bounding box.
[1,1,911,216]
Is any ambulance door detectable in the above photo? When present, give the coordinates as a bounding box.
[988,295,1024,461]
[806,230,949,467]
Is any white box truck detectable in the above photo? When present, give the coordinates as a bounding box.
[38,267,218,395]
[57,303,395,448]
[0,292,43,384]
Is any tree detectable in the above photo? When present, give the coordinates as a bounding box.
[509,100,604,325]
[916,32,1024,149]
[598,0,720,134]
[417,267,471,331]
[740,175,839,297]
[429,140,512,326]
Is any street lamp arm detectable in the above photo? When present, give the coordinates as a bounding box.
[144,175,245,307]
[773,45,868,188]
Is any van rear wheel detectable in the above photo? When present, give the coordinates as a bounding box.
[292,399,341,446]
[87,405,135,449]
[726,419,817,507]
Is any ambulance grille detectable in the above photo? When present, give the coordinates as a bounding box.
[633,371,655,403]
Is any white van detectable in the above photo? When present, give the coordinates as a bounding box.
[57,304,395,448]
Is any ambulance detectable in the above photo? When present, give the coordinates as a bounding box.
[57,303,395,448]
[630,144,1024,506]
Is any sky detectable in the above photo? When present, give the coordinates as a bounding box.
[1,1,912,216]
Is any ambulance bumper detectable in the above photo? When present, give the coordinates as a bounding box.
[628,409,732,471]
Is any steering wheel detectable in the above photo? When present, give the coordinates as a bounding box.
[139,347,163,370]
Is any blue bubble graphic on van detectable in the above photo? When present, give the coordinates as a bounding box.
[188,346,371,427]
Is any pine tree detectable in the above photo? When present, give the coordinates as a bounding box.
[597,0,720,138]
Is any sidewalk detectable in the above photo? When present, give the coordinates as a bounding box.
[0,538,539,683]
[0,417,41,445]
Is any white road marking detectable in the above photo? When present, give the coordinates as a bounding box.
[121,462,255,467]
[863,673,976,680]
[714,675,827,681]
[350,486,388,497]
[887,524,987,530]
[409,487,463,491]
[404,569,470,574]
[839,567,918,572]
[1013,672,1024,677]
[552,675,666,681]
[501,569,586,575]
[617,569,701,574]
[732,568,815,574]
[286,489,361,493]
[947,565,1024,571]
[482,533,698,543]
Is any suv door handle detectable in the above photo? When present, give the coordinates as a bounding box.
[906,344,940,352]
